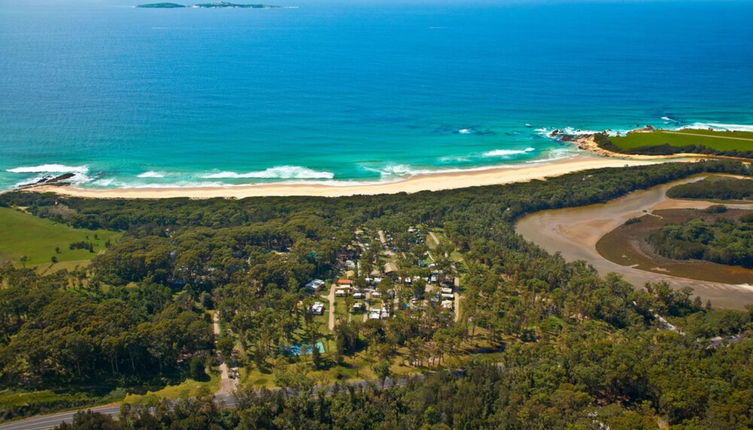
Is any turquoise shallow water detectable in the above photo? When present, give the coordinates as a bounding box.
[1,0,753,189]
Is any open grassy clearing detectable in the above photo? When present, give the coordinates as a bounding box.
[0,207,121,267]
[608,129,753,152]
[428,230,465,265]
[123,372,220,404]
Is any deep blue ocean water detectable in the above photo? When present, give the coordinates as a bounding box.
[1,0,753,189]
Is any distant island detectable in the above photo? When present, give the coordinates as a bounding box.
[137,2,286,8]
[138,2,185,7]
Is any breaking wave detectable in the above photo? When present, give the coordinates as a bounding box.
[201,166,335,180]
[7,164,93,187]
[483,147,535,157]
[679,122,753,132]
[137,171,166,178]
[6,163,89,174]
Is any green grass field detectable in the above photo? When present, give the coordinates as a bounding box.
[608,129,753,152]
[0,207,121,268]
[123,373,219,404]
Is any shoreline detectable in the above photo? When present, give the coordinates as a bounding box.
[24,155,668,199]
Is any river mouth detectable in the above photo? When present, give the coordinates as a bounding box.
[515,174,753,310]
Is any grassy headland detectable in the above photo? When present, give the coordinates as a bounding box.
[595,129,753,158]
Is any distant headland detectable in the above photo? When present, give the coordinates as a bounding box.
[547,126,753,161]
[137,2,288,8]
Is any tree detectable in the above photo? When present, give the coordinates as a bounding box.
[189,356,208,381]
[373,360,392,388]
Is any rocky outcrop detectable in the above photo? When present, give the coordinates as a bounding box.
[17,173,75,189]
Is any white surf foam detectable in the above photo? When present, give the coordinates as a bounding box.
[483,147,535,157]
[363,157,572,179]
[678,122,753,132]
[438,155,471,162]
[91,178,116,187]
[201,166,335,180]
[537,126,634,139]
[6,164,89,174]
[137,171,166,178]
[8,164,94,187]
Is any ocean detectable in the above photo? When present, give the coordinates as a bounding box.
[1,0,753,190]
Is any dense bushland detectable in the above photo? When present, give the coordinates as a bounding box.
[1,160,753,428]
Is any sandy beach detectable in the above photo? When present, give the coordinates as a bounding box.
[27,155,667,199]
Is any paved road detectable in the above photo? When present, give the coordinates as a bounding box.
[0,405,121,430]
[0,377,404,430]
[0,364,500,430]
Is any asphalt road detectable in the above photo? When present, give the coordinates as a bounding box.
[0,405,120,430]
[0,375,414,430]
[1,366,486,430]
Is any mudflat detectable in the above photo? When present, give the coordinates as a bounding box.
[516,175,753,309]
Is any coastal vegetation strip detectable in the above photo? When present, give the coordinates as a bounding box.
[666,175,753,201]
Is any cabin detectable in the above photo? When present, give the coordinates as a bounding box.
[441,300,454,310]
[383,262,398,275]
[368,306,390,320]
[305,279,326,292]
[379,307,390,319]
[309,301,325,315]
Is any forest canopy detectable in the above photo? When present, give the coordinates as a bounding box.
[1,160,753,428]
[667,176,753,201]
